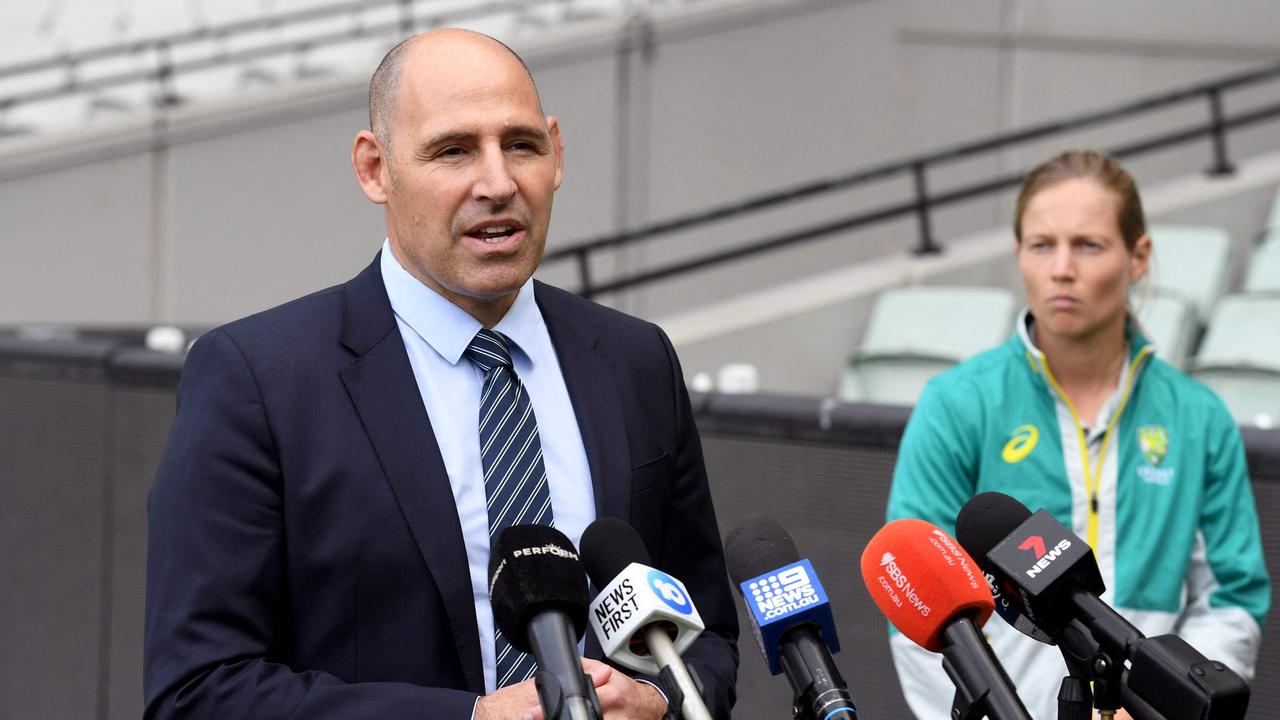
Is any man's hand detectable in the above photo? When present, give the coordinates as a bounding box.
[475,659,667,720]
[473,678,541,720]
[583,658,667,720]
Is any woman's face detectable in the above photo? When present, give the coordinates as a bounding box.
[1016,177,1150,346]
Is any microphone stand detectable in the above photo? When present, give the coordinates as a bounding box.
[1054,620,1122,720]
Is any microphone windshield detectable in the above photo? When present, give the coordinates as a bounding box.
[488,524,589,653]
[954,492,1055,644]
[860,518,994,652]
[580,517,652,588]
[954,492,1033,564]
[723,515,801,585]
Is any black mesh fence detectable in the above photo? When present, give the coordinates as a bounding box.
[0,338,1275,720]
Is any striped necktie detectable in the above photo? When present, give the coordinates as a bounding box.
[464,328,554,687]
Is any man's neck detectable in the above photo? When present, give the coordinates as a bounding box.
[458,295,516,330]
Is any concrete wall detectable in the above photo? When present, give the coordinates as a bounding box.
[0,0,1278,328]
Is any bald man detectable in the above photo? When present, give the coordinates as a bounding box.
[144,30,738,720]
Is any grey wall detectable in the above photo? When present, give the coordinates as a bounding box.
[1,0,1278,327]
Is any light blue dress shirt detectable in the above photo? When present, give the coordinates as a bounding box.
[380,241,596,693]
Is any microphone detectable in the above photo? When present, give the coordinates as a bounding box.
[955,492,1250,720]
[955,492,1118,719]
[860,518,1031,720]
[952,494,1056,645]
[724,515,857,720]
[579,517,711,720]
[489,524,601,720]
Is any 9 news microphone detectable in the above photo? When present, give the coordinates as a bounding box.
[955,492,1250,720]
[860,518,1031,720]
[579,517,712,720]
[489,524,601,720]
[724,515,857,720]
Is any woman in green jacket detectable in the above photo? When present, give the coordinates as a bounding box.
[886,150,1269,720]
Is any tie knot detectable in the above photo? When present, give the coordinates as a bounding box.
[464,329,513,373]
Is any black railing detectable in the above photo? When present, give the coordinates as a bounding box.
[0,0,584,112]
[545,62,1280,298]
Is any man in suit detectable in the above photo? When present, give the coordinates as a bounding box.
[144,29,738,719]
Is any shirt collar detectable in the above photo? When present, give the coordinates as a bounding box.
[380,239,540,366]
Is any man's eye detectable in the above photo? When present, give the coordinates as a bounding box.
[438,147,466,158]
[509,141,538,153]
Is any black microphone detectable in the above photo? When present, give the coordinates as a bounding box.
[724,516,857,720]
[955,492,1250,720]
[580,517,712,720]
[489,524,601,720]
[955,492,1120,719]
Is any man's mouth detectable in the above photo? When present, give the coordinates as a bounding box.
[472,225,516,243]
[465,221,525,244]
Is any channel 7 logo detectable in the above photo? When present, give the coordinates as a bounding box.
[749,564,814,614]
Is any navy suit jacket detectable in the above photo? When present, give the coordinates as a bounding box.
[144,255,738,719]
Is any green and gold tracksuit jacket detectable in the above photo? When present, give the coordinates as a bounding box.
[887,311,1270,720]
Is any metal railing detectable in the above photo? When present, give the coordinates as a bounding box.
[544,61,1280,299]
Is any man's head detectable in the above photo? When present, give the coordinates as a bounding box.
[352,29,563,327]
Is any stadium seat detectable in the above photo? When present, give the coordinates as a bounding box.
[1147,225,1232,325]
[1266,183,1280,234]
[1132,289,1197,370]
[839,286,1018,406]
[1243,232,1280,294]
[1189,295,1280,428]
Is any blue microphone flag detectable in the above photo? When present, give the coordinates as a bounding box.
[738,558,839,674]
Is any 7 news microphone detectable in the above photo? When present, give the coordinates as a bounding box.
[489,524,602,720]
[579,517,713,720]
[860,518,1032,720]
[955,492,1250,720]
[724,515,858,720]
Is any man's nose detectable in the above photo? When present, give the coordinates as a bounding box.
[473,147,517,205]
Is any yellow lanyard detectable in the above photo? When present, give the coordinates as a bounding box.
[1033,347,1151,550]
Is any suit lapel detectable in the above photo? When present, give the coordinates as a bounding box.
[535,281,632,523]
[537,282,632,663]
[337,255,485,694]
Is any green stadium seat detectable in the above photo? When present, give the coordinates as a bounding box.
[1147,225,1232,325]
[1189,295,1280,428]
[1243,232,1280,294]
[839,286,1018,406]
[1266,184,1280,234]
[1133,289,1197,370]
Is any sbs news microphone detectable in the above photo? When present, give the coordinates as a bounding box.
[489,524,601,720]
[724,515,857,720]
[860,518,1031,720]
[579,517,711,720]
[954,492,1250,720]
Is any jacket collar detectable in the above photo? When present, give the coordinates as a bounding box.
[1012,307,1155,398]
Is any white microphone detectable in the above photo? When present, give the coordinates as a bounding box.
[580,518,711,720]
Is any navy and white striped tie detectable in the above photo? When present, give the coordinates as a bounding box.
[464,328,554,688]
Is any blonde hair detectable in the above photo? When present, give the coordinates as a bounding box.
[1013,149,1147,250]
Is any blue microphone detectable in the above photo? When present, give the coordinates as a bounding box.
[725,516,856,720]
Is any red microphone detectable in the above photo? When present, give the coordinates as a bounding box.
[861,519,1031,720]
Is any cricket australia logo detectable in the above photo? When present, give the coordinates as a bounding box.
[1136,425,1175,486]
[1137,426,1168,466]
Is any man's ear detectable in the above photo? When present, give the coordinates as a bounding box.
[352,130,389,204]
[546,115,564,191]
